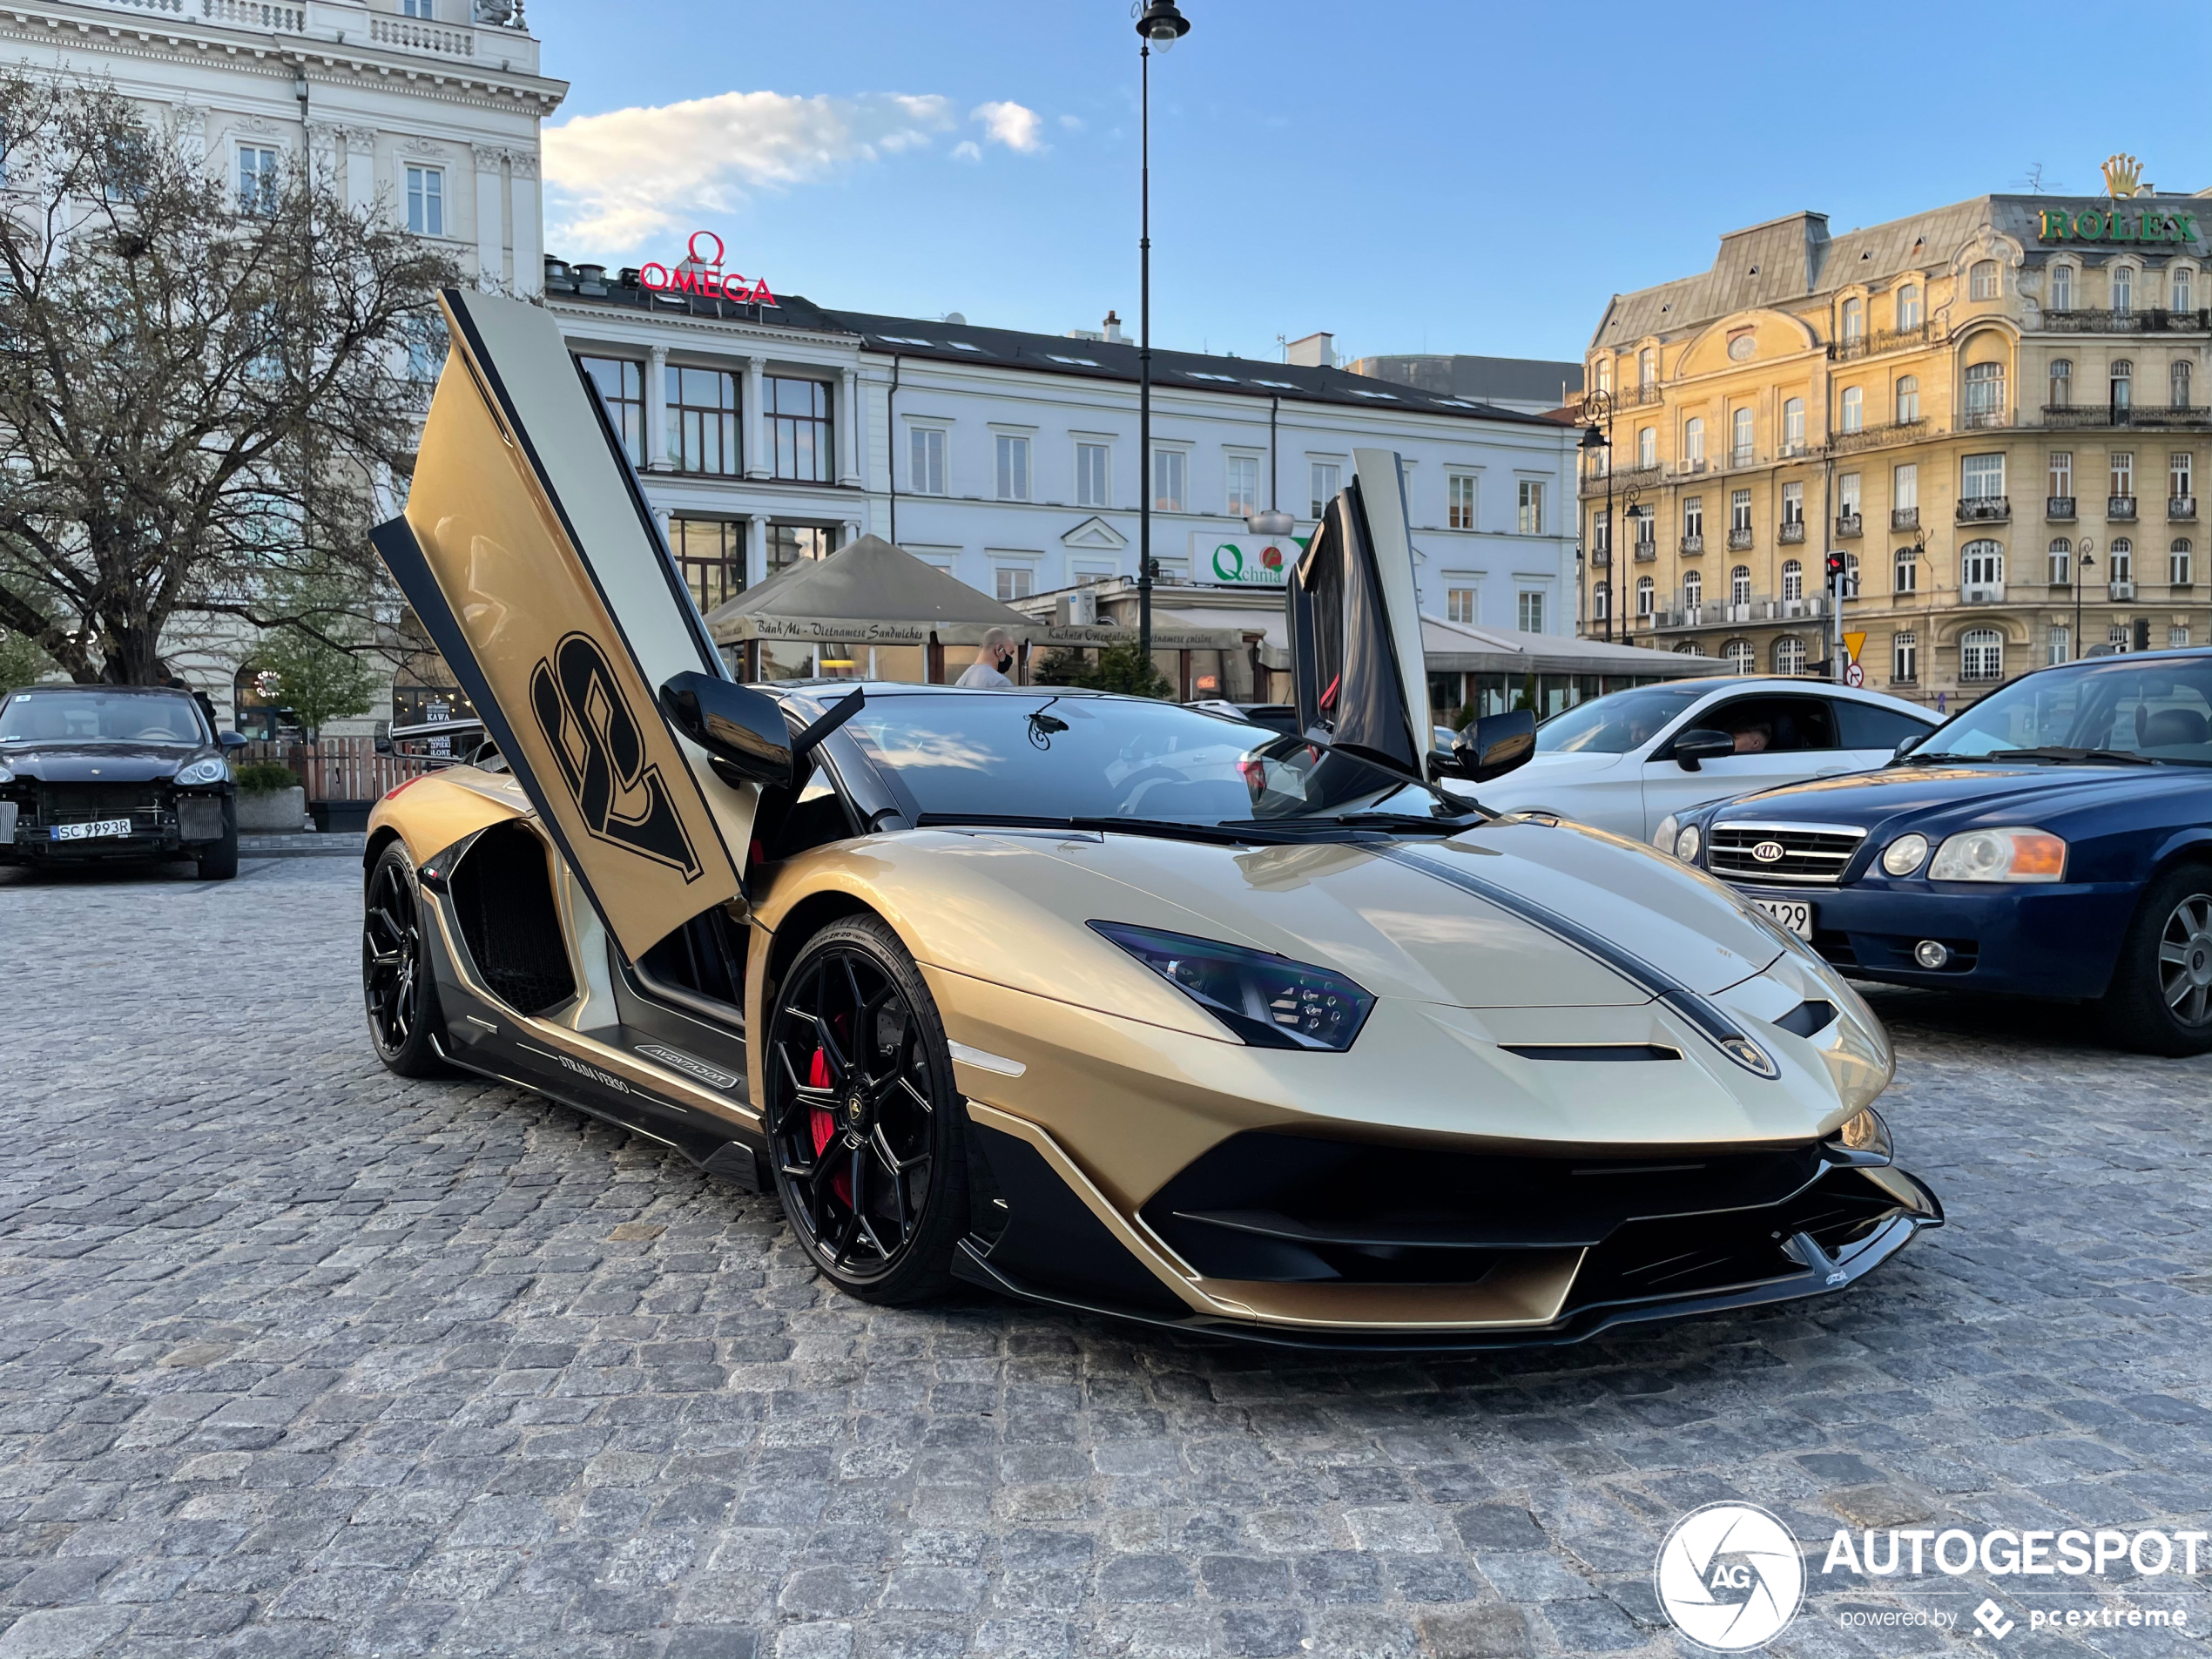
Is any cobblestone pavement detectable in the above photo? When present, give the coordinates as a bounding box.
[5,855,2212,1659]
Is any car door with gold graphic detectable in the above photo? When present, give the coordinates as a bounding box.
[371,288,752,964]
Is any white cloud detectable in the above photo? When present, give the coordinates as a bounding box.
[1058,113,1084,131]
[972,100,1045,153]
[950,140,982,164]
[543,91,957,250]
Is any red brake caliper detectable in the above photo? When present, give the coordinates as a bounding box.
[806,1047,853,1207]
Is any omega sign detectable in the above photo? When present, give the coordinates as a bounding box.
[2037,207,2200,246]
[639,233,779,306]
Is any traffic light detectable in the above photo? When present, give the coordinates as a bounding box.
[2134,617,2152,652]
[1824,552,1848,590]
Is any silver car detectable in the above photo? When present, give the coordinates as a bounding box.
[1439,678,1938,840]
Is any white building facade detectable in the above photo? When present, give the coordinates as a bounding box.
[540,259,1580,683]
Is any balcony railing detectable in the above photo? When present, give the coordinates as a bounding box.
[2109,495,2138,520]
[2110,579,2136,600]
[2174,496,2199,520]
[1729,448,1755,469]
[2042,307,2212,334]
[1778,520,1806,543]
[81,0,540,62]
[2047,496,2076,520]
[1634,542,1657,562]
[368,13,475,53]
[1633,383,1666,406]
[1957,496,2011,523]
[1649,592,1831,630]
[2040,403,2212,429]
[1830,419,1927,455]
[1680,533,1704,554]
[1834,513,1862,538]
[1588,548,1609,568]
[1779,442,1811,460]
[1962,583,2006,605]
[1959,405,2013,430]
[1892,506,1919,530]
[1727,527,1754,550]
[1581,463,1662,496]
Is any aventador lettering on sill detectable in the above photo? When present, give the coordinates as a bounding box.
[529,631,703,881]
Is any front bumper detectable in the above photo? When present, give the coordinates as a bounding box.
[1721,878,2138,1000]
[1,793,231,862]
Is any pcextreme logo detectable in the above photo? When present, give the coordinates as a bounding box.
[1655,1503,1806,1651]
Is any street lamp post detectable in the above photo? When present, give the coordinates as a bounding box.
[1135,0,1190,667]
[1579,394,1614,641]
[2075,536,2096,662]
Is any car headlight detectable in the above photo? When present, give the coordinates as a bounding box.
[1675,823,1702,863]
[1828,1106,1893,1166]
[1927,826,2066,883]
[1089,921,1375,1051]
[1652,813,1678,852]
[173,757,228,786]
[1879,833,1930,877]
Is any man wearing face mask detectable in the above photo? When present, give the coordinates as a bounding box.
[954,627,1018,690]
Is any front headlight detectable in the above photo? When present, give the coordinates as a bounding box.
[1828,1106,1893,1165]
[1089,921,1375,1051]
[1879,833,1930,877]
[1927,826,2066,883]
[173,756,228,786]
[1675,823,1702,863]
[1652,813,1678,852]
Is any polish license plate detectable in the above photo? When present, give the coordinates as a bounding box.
[51,818,133,842]
[1755,897,1813,939]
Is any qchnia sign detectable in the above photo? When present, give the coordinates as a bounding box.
[1190,529,1308,586]
[2038,207,2200,245]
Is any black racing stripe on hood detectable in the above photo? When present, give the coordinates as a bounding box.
[1378,845,1780,1080]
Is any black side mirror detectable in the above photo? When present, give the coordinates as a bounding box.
[1450,708,1537,784]
[1670,727,1735,772]
[218,730,250,751]
[659,671,794,788]
[1892,732,1927,763]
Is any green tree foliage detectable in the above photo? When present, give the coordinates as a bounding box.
[1033,641,1175,700]
[0,623,55,691]
[249,614,380,741]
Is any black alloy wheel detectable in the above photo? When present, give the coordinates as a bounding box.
[2102,865,2212,1056]
[362,842,454,1077]
[765,916,967,1303]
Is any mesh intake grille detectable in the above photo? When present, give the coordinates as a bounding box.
[1708,826,1865,886]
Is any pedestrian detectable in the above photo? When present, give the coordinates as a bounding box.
[954,628,1018,690]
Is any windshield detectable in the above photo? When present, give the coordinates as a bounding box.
[1921,658,2212,765]
[844,692,1456,826]
[1535,683,1715,754]
[0,690,208,745]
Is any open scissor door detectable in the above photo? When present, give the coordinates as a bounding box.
[371,288,752,963]
[1285,446,1433,781]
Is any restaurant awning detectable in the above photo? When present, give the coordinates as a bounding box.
[704,534,1037,647]
[1416,615,1732,679]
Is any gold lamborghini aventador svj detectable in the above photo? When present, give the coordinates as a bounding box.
[361,289,1942,1349]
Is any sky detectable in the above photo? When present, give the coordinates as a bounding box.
[529,0,2212,372]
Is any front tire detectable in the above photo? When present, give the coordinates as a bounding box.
[764,915,968,1305]
[363,843,454,1077]
[2101,865,2212,1056]
[196,802,239,881]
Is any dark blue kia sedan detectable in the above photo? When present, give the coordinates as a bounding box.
[1662,650,2212,1055]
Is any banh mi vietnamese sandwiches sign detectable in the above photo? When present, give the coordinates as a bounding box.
[2037,207,2200,245]
[1192,529,1311,586]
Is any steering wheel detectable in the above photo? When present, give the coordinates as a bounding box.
[133,725,185,740]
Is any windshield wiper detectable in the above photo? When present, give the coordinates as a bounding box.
[912,812,1299,846]
[1920,746,2162,766]
[1252,810,1478,836]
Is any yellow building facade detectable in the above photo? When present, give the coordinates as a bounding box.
[1580,185,2211,705]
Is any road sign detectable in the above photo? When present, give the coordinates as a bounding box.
[1843,631,1867,665]
[1844,662,1865,687]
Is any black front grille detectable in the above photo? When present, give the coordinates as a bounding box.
[36,783,162,824]
[1708,825,1866,886]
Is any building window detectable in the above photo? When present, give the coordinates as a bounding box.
[1730,564,1752,605]
[2111,359,2133,414]
[2173,451,2195,502]
[1073,564,1114,587]
[1840,386,1864,433]
[1775,636,1806,676]
[766,377,831,482]
[1897,284,1923,328]
[1310,460,1340,518]
[1964,361,2006,423]
[2173,538,2193,584]
[238,145,280,214]
[2173,624,2193,647]
[1517,480,1544,535]
[1725,638,1756,674]
[1632,575,1652,617]
[767,524,836,571]
[1961,539,2004,591]
[2175,361,2194,410]
[2114,266,2134,314]
[1970,260,2000,300]
[1960,627,2003,681]
[1894,631,1919,681]
[668,516,743,614]
[1781,481,1804,528]
[667,364,740,475]
[1894,546,1918,594]
[1448,474,1477,530]
[2113,451,2134,498]
[1781,557,1804,601]
[2049,452,2073,500]
[1225,454,1258,517]
[1590,584,1608,623]
[1839,472,1862,519]
[1447,586,1478,624]
[1683,496,1703,538]
[1636,426,1656,469]
[1684,417,1705,466]
[2110,623,2132,650]
[910,427,947,496]
[2047,624,2071,665]
[995,566,1033,603]
[1593,357,1611,395]
[2048,537,2072,585]
[1730,489,1751,534]
[404,165,443,237]
[1730,407,1753,466]
[1841,296,1864,341]
[401,0,434,14]
[1153,448,1187,513]
[1895,375,1919,423]
[1517,590,1545,632]
[578,355,644,466]
[2111,537,2134,581]
[2049,359,2072,408]
[1684,570,1703,609]
[1842,552,1862,597]
[1962,453,2006,499]
[1895,462,1919,512]
[1592,509,1609,558]
[2051,265,2074,310]
[995,434,1031,502]
[1634,508,1654,552]
[1638,346,1656,388]
[1782,398,1804,452]
[2175,267,2195,312]
[1076,442,1109,508]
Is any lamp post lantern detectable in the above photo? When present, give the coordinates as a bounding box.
[2075,535,2096,662]
[1135,0,1190,667]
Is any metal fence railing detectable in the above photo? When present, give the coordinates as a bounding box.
[238,738,445,803]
